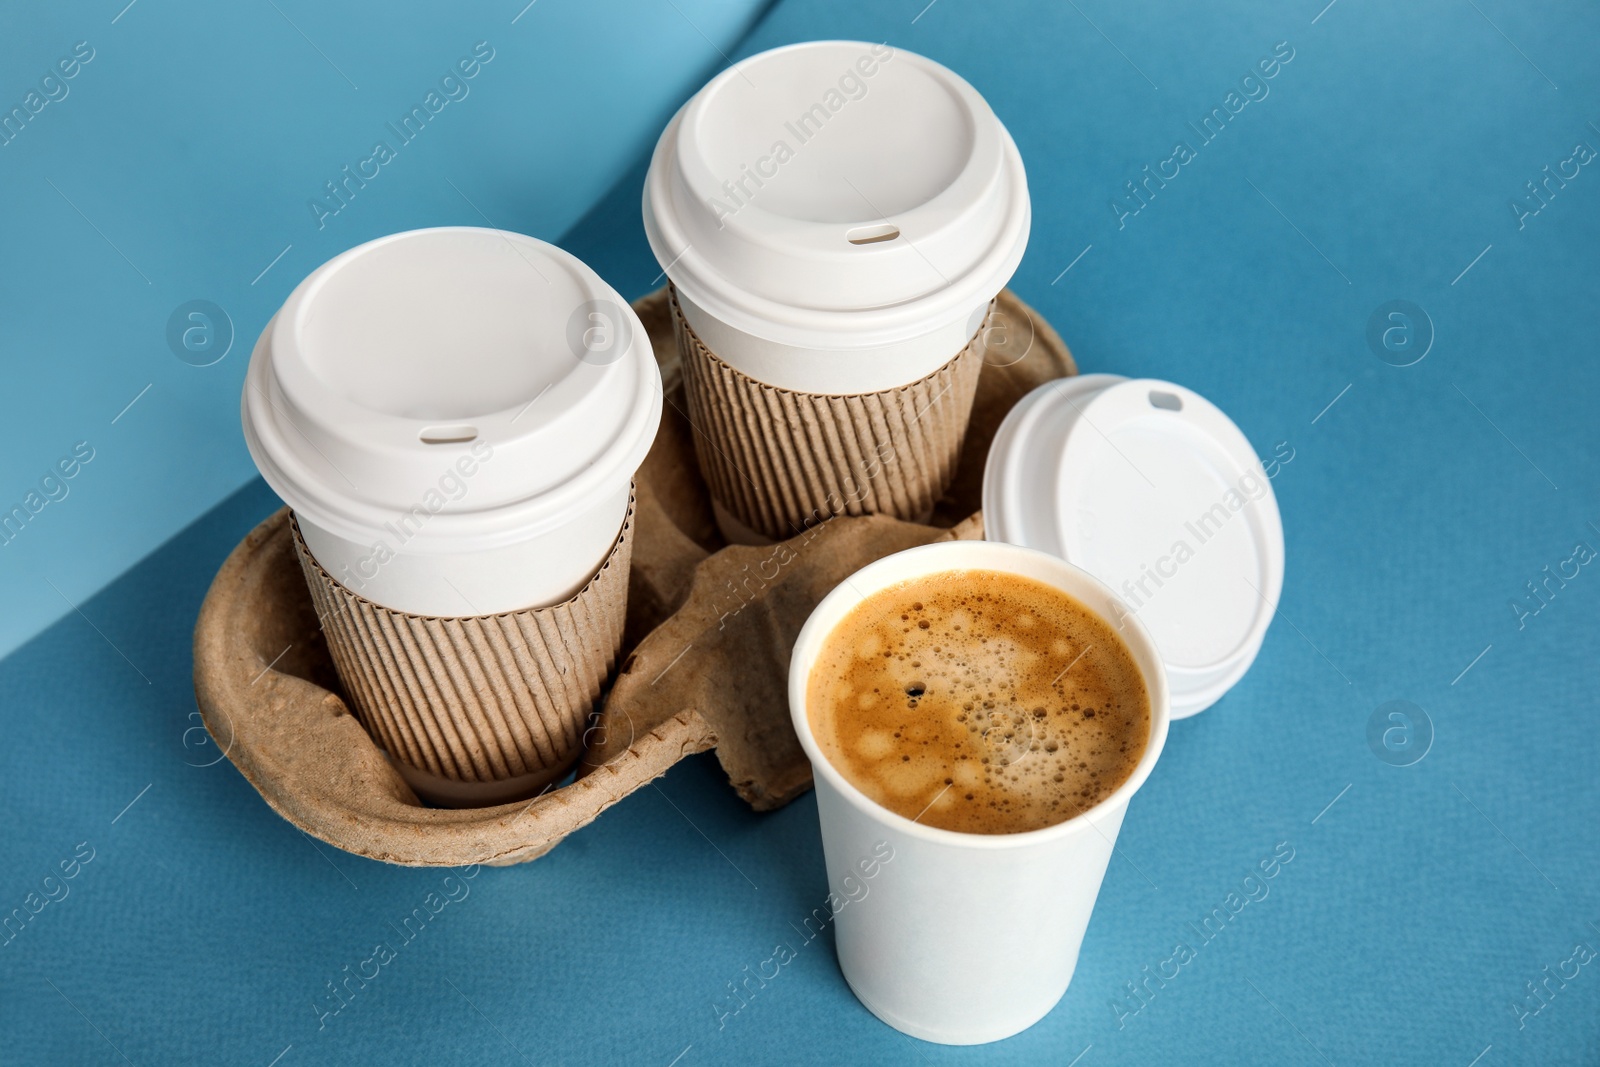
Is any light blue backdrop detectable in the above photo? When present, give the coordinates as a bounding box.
[2,0,1599,1064]
[0,0,773,659]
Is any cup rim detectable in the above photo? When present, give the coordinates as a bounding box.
[788,540,1171,849]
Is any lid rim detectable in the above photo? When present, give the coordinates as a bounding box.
[646,151,1030,348]
[245,360,660,551]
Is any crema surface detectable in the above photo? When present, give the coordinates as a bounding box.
[808,569,1150,834]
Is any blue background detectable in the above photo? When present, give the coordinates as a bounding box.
[3,0,1598,1064]
[0,0,771,660]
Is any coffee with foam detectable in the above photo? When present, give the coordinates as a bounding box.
[806,568,1150,834]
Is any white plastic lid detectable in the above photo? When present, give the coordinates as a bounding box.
[983,376,1285,718]
[241,227,662,553]
[642,40,1030,352]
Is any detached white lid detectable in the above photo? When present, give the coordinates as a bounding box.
[983,376,1285,718]
[241,227,661,553]
[642,40,1030,351]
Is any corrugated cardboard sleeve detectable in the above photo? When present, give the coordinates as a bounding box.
[673,288,987,541]
[289,495,634,786]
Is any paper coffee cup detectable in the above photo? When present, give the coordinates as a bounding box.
[643,41,1029,541]
[242,227,662,804]
[789,540,1170,1045]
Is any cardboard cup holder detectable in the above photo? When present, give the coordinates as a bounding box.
[191,288,1074,866]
